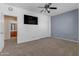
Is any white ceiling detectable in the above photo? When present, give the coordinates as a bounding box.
[6,3,78,16]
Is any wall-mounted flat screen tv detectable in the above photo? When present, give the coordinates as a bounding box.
[24,15,38,25]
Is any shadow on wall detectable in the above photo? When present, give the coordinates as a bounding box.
[51,9,78,41]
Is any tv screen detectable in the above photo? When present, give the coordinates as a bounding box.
[24,15,38,25]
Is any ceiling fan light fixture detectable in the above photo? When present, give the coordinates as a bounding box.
[38,3,57,13]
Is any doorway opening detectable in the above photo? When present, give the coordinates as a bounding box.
[4,15,17,45]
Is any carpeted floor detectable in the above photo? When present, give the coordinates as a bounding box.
[0,37,79,56]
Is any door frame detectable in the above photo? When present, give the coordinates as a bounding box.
[0,12,18,51]
[10,23,17,41]
[3,14,18,44]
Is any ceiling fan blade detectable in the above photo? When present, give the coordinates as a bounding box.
[46,9,50,13]
[47,11,50,13]
[49,7,57,9]
[40,9,44,12]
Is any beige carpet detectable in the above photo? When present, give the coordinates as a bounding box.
[0,37,78,56]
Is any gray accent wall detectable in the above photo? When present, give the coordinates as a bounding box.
[78,9,79,41]
[51,9,78,41]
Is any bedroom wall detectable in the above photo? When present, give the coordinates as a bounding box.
[51,9,78,42]
[0,4,51,49]
[78,8,79,41]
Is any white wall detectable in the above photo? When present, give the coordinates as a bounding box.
[0,3,51,47]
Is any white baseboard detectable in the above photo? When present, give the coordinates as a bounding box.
[18,37,49,44]
[52,36,79,43]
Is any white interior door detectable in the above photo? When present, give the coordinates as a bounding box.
[0,12,4,49]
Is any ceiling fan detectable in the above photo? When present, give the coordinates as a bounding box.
[38,3,57,13]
